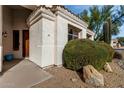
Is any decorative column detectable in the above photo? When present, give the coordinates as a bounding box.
[81,28,87,39]
[0,5,3,72]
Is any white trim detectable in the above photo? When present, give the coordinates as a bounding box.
[54,6,88,28]
[28,12,41,26]
[55,11,87,29]
[28,6,88,29]
[29,13,56,26]
[27,6,55,26]
[41,13,55,21]
[87,29,95,36]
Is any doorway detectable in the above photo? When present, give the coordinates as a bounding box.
[23,30,29,57]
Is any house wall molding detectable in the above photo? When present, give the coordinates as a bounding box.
[87,29,95,36]
[54,6,88,28]
[27,6,55,26]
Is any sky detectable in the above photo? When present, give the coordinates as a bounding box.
[65,5,124,39]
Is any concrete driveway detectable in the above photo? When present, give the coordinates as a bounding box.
[0,59,52,88]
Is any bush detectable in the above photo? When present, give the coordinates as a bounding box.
[63,39,108,71]
[97,41,115,62]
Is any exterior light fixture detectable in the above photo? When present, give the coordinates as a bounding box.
[2,32,7,38]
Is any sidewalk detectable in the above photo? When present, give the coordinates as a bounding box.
[0,59,52,88]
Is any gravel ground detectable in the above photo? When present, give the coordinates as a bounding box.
[33,59,124,88]
[100,59,124,88]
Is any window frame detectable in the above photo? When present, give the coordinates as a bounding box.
[68,29,79,41]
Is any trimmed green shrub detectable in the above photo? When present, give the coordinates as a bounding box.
[97,41,115,62]
[63,39,108,71]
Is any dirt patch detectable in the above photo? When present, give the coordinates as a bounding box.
[100,60,124,88]
[32,60,124,88]
[32,67,91,88]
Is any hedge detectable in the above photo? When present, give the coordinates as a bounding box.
[63,39,114,71]
[97,41,115,62]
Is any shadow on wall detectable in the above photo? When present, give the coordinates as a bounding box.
[62,50,65,66]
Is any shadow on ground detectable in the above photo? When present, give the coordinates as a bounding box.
[1,59,23,75]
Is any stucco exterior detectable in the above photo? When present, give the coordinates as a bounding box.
[87,29,95,40]
[2,6,31,59]
[0,5,95,72]
[12,9,31,58]
[29,19,42,66]
[27,6,92,67]
[55,10,87,66]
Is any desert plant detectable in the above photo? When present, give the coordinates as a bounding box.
[79,5,124,41]
[97,41,115,62]
[103,18,112,45]
[103,21,109,44]
[108,17,112,44]
[63,39,108,71]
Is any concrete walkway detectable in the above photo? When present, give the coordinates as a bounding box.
[0,59,52,88]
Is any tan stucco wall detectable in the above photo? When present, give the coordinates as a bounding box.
[2,6,13,56]
[55,15,68,65]
[12,9,31,30]
[29,17,55,67]
[55,14,87,66]
[41,18,55,67]
[29,19,42,66]
[0,5,90,70]
[12,9,31,58]
[28,7,88,68]
[2,6,31,59]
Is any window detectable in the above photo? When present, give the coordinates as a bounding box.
[68,29,78,41]
[13,30,19,51]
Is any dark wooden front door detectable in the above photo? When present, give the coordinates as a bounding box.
[23,30,29,57]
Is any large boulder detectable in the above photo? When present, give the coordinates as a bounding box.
[83,65,104,87]
[104,62,113,73]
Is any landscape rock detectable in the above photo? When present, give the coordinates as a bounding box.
[104,62,113,72]
[83,65,104,87]
[70,78,78,82]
